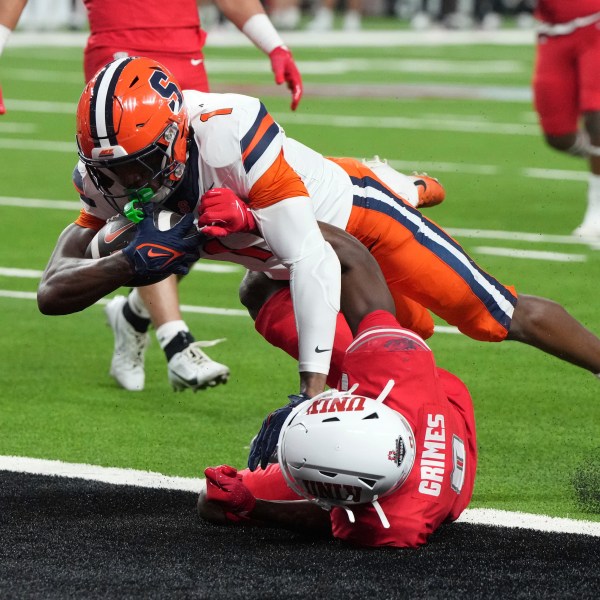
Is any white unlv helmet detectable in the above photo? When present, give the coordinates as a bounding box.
[277,382,416,528]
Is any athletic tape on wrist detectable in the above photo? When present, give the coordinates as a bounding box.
[0,24,12,56]
[242,13,285,55]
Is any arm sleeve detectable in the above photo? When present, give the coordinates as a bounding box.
[253,197,341,375]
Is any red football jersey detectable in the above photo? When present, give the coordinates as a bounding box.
[535,0,600,23]
[83,0,204,55]
[328,311,477,548]
[83,0,199,32]
[241,310,477,548]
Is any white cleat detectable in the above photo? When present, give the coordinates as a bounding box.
[105,295,150,391]
[307,7,334,32]
[572,222,600,240]
[168,341,230,392]
[343,11,362,32]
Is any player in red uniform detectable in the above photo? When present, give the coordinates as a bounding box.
[533,0,600,239]
[82,0,302,106]
[0,0,27,114]
[198,224,477,548]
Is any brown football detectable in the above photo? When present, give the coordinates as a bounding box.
[85,210,196,287]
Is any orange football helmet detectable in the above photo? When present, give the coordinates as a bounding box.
[76,56,189,208]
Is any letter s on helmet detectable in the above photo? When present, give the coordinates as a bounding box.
[76,56,189,207]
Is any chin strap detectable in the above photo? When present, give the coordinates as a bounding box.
[374,379,395,404]
[342,496,390,529]
[371,496,390,529]
[343,507,356,524]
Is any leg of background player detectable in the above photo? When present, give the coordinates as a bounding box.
[106,275,229,391]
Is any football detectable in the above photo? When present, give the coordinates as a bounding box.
[85,210,198,287]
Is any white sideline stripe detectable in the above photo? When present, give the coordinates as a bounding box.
[474,247,587,263]
[0,455,203,493]
[1,455,598,537]
[455,509,600,537]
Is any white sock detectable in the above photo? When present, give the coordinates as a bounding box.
[566,131,592,157]
[582,173,600,226]
[156,320,189,349]
[128,288,151,320]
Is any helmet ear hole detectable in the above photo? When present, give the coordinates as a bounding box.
[319,471,337,478]
[362,412,379,420]
[322,417,340,423]
[358,478,377,489]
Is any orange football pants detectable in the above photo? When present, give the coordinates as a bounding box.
[329,157,518,341]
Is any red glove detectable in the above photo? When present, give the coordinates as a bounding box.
[269,46,303,111]
[198,188,256,237]
[204,465,256,518]
[0,84,6,115]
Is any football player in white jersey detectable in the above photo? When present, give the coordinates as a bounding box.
[38,56,600,400]
[39,56,341,399]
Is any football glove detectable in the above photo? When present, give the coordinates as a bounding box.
[122,204,201,276]
[204,465,256,518]
[197,188,256,237]
[248,392,310,471]
[0,84,5,115]
[269,46,303,111]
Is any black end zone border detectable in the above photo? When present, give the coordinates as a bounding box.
[1,471,599,599]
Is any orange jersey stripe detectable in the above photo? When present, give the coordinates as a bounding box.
[248,150,309,209]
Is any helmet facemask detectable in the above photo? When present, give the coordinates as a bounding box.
[78,121,186,213]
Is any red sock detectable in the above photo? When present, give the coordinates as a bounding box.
[254,288,353,389]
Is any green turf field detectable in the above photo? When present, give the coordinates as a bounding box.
[1,33,599,521]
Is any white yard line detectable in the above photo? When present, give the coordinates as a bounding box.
[0,107,539,136]
[0,195,593,248]
[0,288,459,331]
[1,455,597,537]
[6,29,535,49]
[474,246,587,262]
[0,289,249,317]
